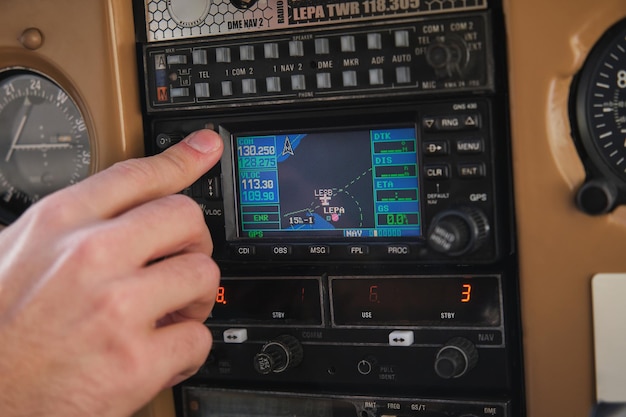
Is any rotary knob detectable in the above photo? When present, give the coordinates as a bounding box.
[425,34,470,79]
[253,335,303,375]
[575,179,618,215]
[427,207,489,256]
[434,337,478,379]
[231,0,258,9]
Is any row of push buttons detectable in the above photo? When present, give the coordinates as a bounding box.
[167,30,413,66]
[221,328,414,348]
[421,113,487,180]
[170,67,414,99]
[235,244,412,257]
[424,163,486,180]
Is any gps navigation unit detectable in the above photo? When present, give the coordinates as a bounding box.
[229,126,421,240]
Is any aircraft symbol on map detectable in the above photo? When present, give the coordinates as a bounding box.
[282,136,295,156]
[319,195,332,206]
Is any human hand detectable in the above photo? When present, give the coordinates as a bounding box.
[0,130,223,417]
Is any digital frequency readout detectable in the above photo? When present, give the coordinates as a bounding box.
[234,127,421,239]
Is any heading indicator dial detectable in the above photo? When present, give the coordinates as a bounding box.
[572,17,626,214]
[0,70,91,223]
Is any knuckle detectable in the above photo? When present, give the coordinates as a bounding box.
[167,252,218,289]
[187,252,220,282]
[92,281,137,334]
[65,230,111,267]
[200,254,220,282]
[110,338,145,379]
[180,323,213,369]
[24,192,74,229]
[166,194,209,234]
[163,193,198,213]
[88,283,149,376]
[92,283,134,322]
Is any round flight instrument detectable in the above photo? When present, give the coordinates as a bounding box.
[571,17,626,214]
[0,69,92,223]
[167,0,211,27]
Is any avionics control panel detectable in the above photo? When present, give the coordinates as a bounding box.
[133,0,522,416]
[142,13,492,110]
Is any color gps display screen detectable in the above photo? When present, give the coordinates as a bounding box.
[233,126,421,239]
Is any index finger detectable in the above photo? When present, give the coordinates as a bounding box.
[68,130,223,220]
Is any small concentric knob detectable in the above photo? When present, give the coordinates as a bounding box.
[434,337,479,379]
[427,207,489,256]
[254,335,303,375]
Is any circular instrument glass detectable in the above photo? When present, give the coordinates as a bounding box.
[573,18,626,186]
[0,70,91,223]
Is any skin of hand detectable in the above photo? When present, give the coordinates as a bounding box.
[0,129,223,417]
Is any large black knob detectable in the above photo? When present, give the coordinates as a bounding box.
[434,337,478,379]
[254,335,303,375]
[576,179,618,215]
[427,207,489,256]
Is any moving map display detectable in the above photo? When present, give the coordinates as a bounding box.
[234,126,421,239]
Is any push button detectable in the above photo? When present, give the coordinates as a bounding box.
[458,163,486,178]
[264,43,279,58]
[291,74,306,90]
[221,81,233,96]
[316,73,332,89]
[203,176,221,199]
[424,164,450,180]
[266,77,281,92]
[235,245,256,256]
[170,87,189,97]
[367,33,382,49]
[463,114,480,129]
[456,138,484,154]
[166,55,187,65]
[369,68,384,85]
[289,40,304,56]
[195,83,210,98]
[389,330,414,346]
[223,328,248,344]
[271,245,293,256]
[309,245,330,255]
[348,245,370,256]
[239,45,255,61]
[396,66,411,84]
[192,49,208,65]
[315,38,330,54]
[215,47,231,63]
[343,71,358,87]
[423,141,449,156]
[341,35,356,52]
[387,244,410,256]
[436,116,465,130]
[394,30,410,47]
[242,79,257,94]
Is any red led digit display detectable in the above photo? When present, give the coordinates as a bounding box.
[216,286,227,305]
[208,278,323,325]
[461,283,472,303]
[330,276,500,327]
